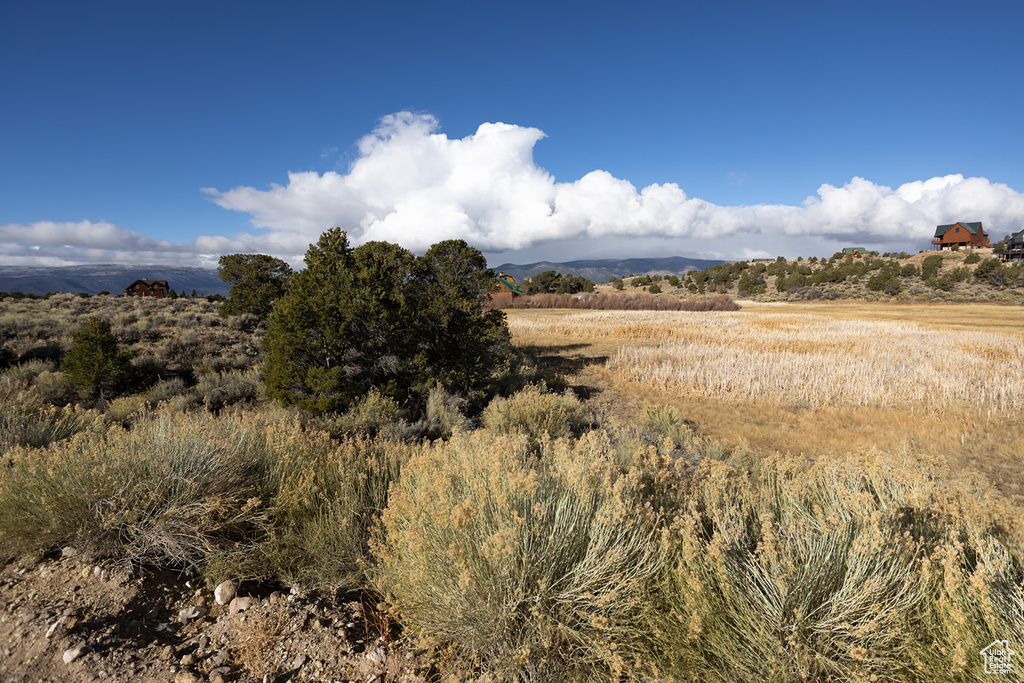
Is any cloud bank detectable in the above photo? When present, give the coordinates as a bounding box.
[206,112,1024,252]
[4,112,1024,266]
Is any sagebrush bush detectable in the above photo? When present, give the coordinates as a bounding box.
[481,384,588,447]
[0,410,270,566]
[372,430,665,680]
[0,387,98,454]
[224,423,409,589]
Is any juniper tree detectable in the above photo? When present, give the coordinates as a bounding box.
[262,229,512,413]
[62,317,133,398]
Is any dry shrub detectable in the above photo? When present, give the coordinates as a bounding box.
[233,423,409,590]
[235,609,287,680]
[494,291,740,311]
[481,384,588,447]
[0,386,98,453]
[653,449,1024,682]
[372,430,665,680]
[0,409,270,566]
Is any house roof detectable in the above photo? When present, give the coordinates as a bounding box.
[934,221,983,237]
[1008,229,1024,246]
[842,247,867,253]
[496,276,525,296]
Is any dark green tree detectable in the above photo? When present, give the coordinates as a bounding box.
[262,229,512,413]
[411,239,513,399]
[217,253,293,318]
[62,317,133,398]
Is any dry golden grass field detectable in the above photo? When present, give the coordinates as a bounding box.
[507,301,1024,507]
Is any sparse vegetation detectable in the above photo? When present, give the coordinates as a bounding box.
[1,240,1022,681]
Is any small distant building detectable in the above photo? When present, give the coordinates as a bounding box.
[842,247,869,257]
[492,273,525,297]
[996,229,1024,263]
[123,279,170,298]
[931,222,991,250]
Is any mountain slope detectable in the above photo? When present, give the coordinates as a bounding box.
[492,256,724,283]
[0,265,228,296]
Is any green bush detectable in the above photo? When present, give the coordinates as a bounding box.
[61,317,133,398]
[964,251,981,264]
[921,254,944,280]
[263,230,512,413]
[217,253,293,319]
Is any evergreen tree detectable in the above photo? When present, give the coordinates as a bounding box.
[217,253,293,318]
[62,317,133,398]
[262,229,512,413]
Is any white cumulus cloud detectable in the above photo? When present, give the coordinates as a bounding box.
[6,112,1024,267]
[205,112,1024,255]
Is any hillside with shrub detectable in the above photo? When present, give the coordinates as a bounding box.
[666,248,1024,302]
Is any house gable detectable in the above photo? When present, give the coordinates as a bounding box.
[932,221,990,250]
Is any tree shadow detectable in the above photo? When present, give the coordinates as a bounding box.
[518,343,607,400]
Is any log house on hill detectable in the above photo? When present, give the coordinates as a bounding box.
[123,279,170,298]
[931,222,991,250]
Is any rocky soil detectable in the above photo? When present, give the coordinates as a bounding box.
[0,549,432,683]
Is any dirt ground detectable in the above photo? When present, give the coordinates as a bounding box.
[0,550,431,683]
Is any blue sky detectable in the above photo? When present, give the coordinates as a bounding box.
[2,0,1023,268]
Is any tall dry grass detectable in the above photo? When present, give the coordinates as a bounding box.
[510,310,1024,410]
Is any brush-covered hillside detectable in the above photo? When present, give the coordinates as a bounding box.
[602,248,1024,303]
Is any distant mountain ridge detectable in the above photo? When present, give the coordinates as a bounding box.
[491,256,726,284]
[0,265,228,296]
[0,257,728,296]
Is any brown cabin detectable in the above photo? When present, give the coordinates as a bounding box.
[123,279,170,298]
[931,222,991,251]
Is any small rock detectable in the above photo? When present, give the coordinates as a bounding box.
[269,591,283,603]
[213,648,230,666]
[178,606,207,624]
[62,644,86,664]
[214,580,237,606]
[366,647,385,664]
[174,670,199,683]
[210,665,231,676]
[160,645,175,660]
[292,653,308,669]
[61,546,79,558]
[93,566,102,578]
[210,676,226,683]
[228,596,254,614]
[198,635,209,651]
[45,616,66,639]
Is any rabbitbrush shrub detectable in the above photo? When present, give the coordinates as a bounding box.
[651,449,1024,682]
[480,383,587,448]
[372,430,665,680]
